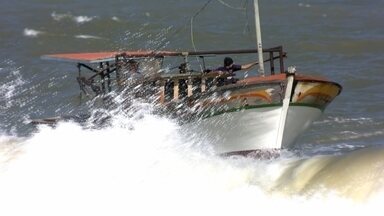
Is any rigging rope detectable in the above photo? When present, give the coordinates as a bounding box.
[191,0,214,52]
[190,0,250,52]
[216,0,246,10]
[154,0,251,71]
[190,0,249,71]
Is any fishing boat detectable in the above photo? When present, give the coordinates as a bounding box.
[32,1,342,156]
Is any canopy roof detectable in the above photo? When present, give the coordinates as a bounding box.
[41,47,284,64]
[41,51,180,63]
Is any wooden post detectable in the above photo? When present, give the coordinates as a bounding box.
[159,80,165,104]
[201,77,206,92]
[269,51,275,75]
[279,49,285,73]
[115,55,123,89]
[106,61,111,92]
[187,77,193,97]
[173,78,179,100]
[99,62,105,93]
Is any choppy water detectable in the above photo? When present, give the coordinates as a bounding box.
[1,0,384,215]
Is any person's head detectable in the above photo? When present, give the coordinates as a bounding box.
[127,59,139,72]
[224,57,234,68]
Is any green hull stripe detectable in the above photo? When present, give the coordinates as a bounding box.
[202,103,325,118]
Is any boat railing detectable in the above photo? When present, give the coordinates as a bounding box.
[150,47,286,103]
[75,46,287,103]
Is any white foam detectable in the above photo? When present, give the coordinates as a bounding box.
[74,34,103,39]
[23,28,44,37]
[51,11,72,21]
[314,117,373,125]
[51,11,96,24]
[0,135,24,171]
[111,16,120,22]
[0,111,383,216]
[73,15,95,24]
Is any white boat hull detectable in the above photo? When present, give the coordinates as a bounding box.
[183,105,322,155]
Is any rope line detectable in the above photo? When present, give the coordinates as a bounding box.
[191,0,214,52]
[154,0,251,73]
[216,0,246,10]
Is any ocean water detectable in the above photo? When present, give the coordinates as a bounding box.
[1,0,384,215]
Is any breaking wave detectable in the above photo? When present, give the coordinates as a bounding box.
[51,11,97,24]
[0,107,383,216]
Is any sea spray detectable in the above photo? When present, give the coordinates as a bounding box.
[0,112,384,215]
[1,78,383,216]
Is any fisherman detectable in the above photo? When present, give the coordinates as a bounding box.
[120,59,143,86]
[213,57,258,85]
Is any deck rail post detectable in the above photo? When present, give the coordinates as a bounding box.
[173,78,179,100]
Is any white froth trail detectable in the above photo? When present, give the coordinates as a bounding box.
[0,112,383,216]
[75,34,104,40]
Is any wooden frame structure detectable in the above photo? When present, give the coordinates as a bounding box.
[43,46,287,102]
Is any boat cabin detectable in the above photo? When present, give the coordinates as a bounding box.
[42,46,287,104]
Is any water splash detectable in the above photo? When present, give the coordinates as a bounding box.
[0,60,25,110]
[1,106,384,216]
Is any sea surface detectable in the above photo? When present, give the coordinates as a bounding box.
[1,0,384,215]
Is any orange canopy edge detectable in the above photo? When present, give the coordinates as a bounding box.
[41,50,181,63]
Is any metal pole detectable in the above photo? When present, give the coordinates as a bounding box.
[253,0,265,76]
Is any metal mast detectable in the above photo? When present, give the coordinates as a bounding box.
[253,0,265,76]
